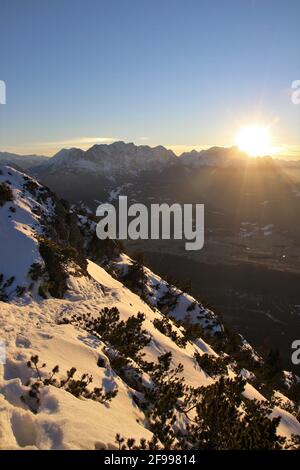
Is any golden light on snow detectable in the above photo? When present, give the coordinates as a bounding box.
[235,126,274,157]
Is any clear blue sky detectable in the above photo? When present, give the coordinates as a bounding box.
[0,0,299,157]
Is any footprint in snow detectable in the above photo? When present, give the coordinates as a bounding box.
[38,332,53,340]
[15,335,31,349]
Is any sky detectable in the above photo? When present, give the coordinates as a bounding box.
[0,0,299,158]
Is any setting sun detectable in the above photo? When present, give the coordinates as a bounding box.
[235,126,273,157]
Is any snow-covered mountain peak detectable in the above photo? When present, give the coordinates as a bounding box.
[33,141,177,178]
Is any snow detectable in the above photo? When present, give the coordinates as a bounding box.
[0,259,215,449]
[0,274,153,449]
[0,166,299,449]
[2,257,298,449]
[0,167,47,296]
[111,253,222,333]
[34,142,176,178]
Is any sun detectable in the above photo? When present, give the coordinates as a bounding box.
[235,126,273,157]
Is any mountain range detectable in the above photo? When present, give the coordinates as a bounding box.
[11,142,296,241]
[4,141,295,175]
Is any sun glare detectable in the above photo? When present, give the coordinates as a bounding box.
[235,126,273,157]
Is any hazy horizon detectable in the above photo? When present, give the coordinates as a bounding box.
[1,140,300,161]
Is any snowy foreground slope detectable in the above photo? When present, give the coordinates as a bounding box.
[0,166,300,450]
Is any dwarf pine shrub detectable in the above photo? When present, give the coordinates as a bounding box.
[153,317,187,348]
[194,352,228,378]
[0,182,13,206]
[62,306,151,361]
[21,355,117,413]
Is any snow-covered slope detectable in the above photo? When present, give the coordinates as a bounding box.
[0,166,299,450]
[0,167,54,299]
[107,253,222,333]
[1,258,299,449]
[0,263,156,449]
